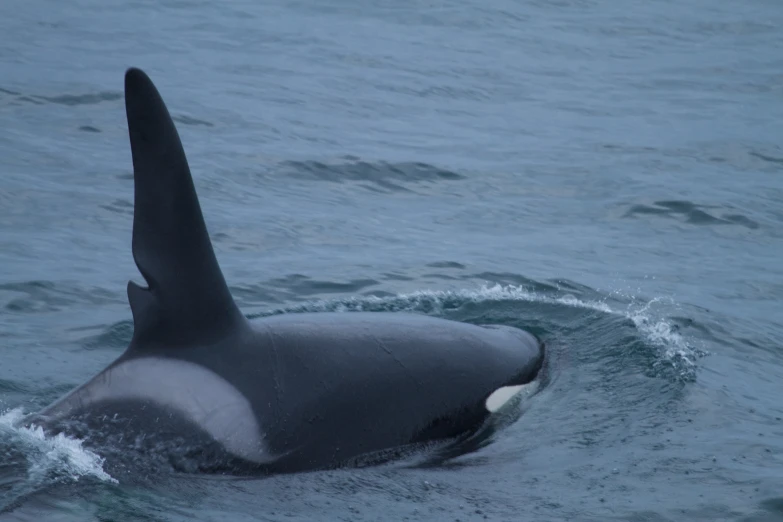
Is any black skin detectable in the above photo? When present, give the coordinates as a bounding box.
[28,68,545,475]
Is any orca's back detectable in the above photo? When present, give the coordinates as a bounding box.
[237,312,543,472]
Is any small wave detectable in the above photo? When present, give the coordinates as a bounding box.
[263,283,702,379]
[0,408,117,486]
[30,91,122,107]
[172,114,214,127]
[750,150,783,165]
[266,283,612,316]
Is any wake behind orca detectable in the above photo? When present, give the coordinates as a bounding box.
[24,68,545,475]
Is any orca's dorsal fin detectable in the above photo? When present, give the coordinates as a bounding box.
[124,67,246,347]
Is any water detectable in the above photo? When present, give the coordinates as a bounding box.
[1,0,782,520]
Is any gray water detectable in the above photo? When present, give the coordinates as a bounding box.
[2,0,783,520]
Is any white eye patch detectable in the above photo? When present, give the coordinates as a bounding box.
[484,385,526,413]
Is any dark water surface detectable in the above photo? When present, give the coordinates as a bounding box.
[2,0,783,520]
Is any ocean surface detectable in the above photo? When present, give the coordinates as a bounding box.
[1,0,782,520]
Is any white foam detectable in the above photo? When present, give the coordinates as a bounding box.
[0,407,117,484]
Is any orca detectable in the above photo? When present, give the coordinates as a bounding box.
[24,68,545,474]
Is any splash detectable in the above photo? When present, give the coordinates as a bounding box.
[0,407,118,485]
[622,296,704,374]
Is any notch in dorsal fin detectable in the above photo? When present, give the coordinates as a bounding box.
[124,67,246,347]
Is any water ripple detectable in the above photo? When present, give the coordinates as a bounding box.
[278,158,465,193]
[624,200,760,229]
